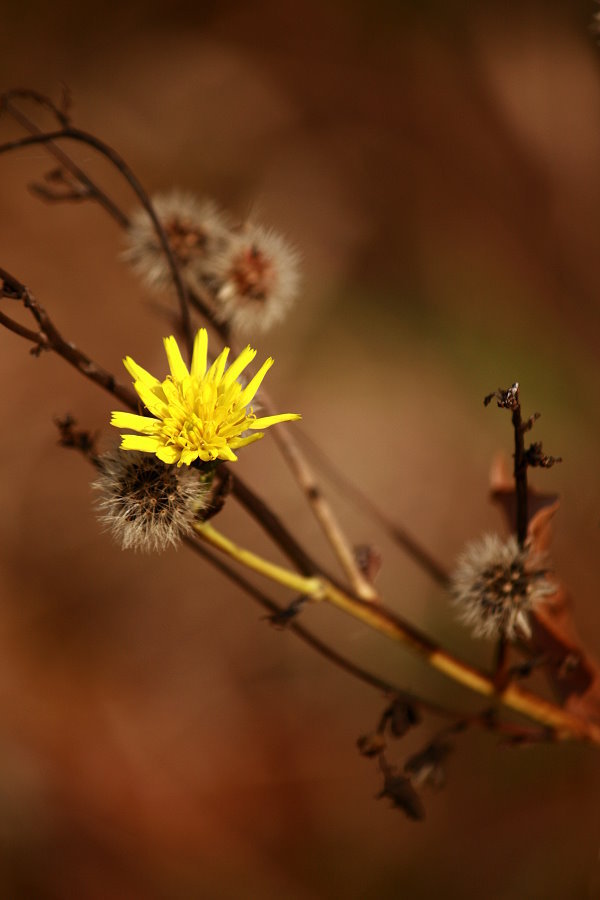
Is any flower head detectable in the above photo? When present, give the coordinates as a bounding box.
[450,534,554,640]
[211,224,300,333]
[122,191,228,292]
[93,449,210,552]
[111,328,300,466]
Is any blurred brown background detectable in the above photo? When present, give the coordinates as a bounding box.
[2,1,600,897]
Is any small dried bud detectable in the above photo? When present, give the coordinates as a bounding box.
[524,441,562,469]
[122,190,228,292]
[388,696,421,738]
[354,544,382,583]
[265,594,310,629]
[210,223,300,333]
[92,449,210,552]
[377,767,425,820]
[357,732,386,758]
[484,382,519,410]
[450,534,555,640]
[404,740,453,790]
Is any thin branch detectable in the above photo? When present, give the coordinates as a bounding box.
[194,520,600,744]
[264,392,379,601]
[291,425,451,587]
[484,383,528,545]
[0,269,136,407]
[0,126,194,359]
[0,90,130,229]
[511,395,528,547]
[185,534,399,695]
[228,471,326,578]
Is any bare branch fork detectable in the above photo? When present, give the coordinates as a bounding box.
[0,121,194,357]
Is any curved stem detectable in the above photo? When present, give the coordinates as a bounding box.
[193,520,600,744]
[195,522,322,596]
[0,127,194,360]
[265,393,379,602]
[0,90,130,229]
[291,425,451,586]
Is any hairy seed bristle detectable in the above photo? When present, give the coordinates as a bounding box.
[210,223,300,333]
[122,190,229,293]
[92,449,210,552]
[450,534,555,640]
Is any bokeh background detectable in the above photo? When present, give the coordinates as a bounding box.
[2,1,600,897]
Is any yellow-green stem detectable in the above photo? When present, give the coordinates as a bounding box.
[195,522,322,597]
[193,522,600,744]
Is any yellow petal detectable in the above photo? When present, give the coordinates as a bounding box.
[179,448,199,466]
[207,347,230,383]
[238,357,274,406]
[229,432,264,449]
[120,434,163,452]
[123,356,160,388]
[156,445,181,464]
[134,380,170,419]
[163,335,189,382]
[250,413,301,430]
[217,444,238,461]
[191,328,208,379]
[110,411,160,434]
[221,345,256,389]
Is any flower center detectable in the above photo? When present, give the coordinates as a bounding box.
[160,376,253,459]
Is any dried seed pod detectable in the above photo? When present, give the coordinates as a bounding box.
[123,190,228,292]
[92,448,210,552]
[450,534,555,640]
[210,223,300,333]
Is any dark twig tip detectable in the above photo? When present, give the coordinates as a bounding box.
[54,414,97,458]
[265,594,310,629]
[525,442,562,469]
[521,412,541,433]
[484,383,520,410]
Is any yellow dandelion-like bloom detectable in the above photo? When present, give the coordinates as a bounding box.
[111,328,300,466]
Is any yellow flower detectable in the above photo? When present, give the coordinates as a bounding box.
[111,328,300,466]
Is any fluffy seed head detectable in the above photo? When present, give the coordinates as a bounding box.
[211,224,300,333]
[450,534,555,640]
[122,190,228,292]
[92,449,210,552]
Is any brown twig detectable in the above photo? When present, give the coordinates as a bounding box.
[484,383,528,545]
[263,391,380,601]
[227,471,323,578]
[290,426,451,587]
[0,89,130,229]
[0,126,194,359]
[0,269,136,407]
